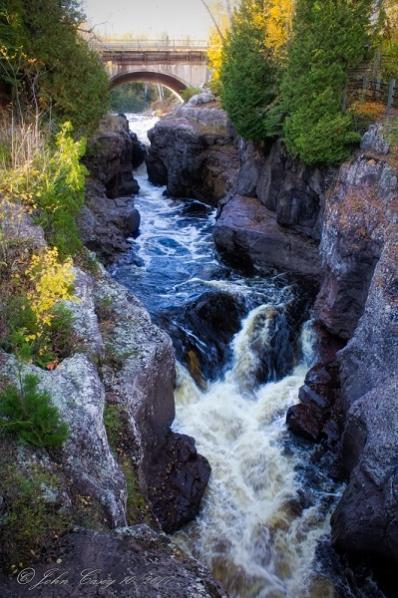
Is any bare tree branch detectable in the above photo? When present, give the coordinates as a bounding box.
[199,0,225,40]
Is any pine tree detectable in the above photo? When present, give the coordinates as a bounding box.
[0,374,68,449]
[281,0,374,165]
[220,0,279,140]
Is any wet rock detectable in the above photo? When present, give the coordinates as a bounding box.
[146,100,239,204]
[131,130,147,169]
[0,525,226,597]
[287,361,341,444]
[214,194,321,278]
[78,180,140,262]
[160,290,246,383]
[147,433,211,533]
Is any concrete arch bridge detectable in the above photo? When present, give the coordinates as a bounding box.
[94,40,210,98]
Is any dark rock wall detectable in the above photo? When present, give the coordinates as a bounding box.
[146,97,239,204]
[79,114,144,262]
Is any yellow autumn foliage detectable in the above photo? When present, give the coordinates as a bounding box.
[264,0,294,56]
[207,14,231,94]
[208,0,295,93]
[26,247,76,332]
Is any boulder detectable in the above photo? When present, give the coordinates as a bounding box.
[287,361,341,444]
[146,101,239,204]
[159,290,247,384]
[0,525,226,597]
[214,194,321,278]
[147,433,211,533]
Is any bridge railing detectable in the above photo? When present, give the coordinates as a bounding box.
[92,39,209,53]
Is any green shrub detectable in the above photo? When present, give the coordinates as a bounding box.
[0,373,68,449]
[34,122,87,258]
[220,0,278,141]
[281,0,374,165]
[2,295,76,368]
[180,86,202,102]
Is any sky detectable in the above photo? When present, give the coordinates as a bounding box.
[83,0,214,40]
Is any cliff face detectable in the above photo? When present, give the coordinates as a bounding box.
[146,93,239,204]
[147,97,398,565]
[321,129,398,561]
[78,114,144,262]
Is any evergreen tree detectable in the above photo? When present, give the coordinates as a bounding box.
[0,0,109,135]
[0,374,68,449]
[281,0,373,165]
[220,0,278,140]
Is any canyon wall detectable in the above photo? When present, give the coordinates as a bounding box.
[147,94,398,565]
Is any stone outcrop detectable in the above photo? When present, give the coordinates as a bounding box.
[331,232,398,561]
[84,113,142,198]
[214,194,321,277]
[0,114,216,591]
[78,114,143,262]
[213,140,333,278]
[0,349,127,527]
[93,272,210,532]
[146,92,239,204]
[0,526,226,597]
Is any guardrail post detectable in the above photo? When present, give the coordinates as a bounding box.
[387,79,396,114]
[362,75,369,101]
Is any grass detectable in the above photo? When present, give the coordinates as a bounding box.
[0,454,71,573]
[103,403,153,525]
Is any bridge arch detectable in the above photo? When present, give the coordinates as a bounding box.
[110,71,188,100]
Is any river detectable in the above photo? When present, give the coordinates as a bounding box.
[111,114,342,598]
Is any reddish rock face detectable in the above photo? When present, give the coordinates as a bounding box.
[287,360,342,445]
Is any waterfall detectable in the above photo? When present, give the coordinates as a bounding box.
[115,114,341,597]
[173,311,336,597]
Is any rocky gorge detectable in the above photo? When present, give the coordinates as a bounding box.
[146,92,398,585]
[0,113,221,596]
[0,91,396,597]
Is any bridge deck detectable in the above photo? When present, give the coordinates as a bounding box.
[93,40,209,53]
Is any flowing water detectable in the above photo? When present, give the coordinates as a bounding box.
[111,114,342,597]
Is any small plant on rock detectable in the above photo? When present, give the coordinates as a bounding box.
[0,373,68,449]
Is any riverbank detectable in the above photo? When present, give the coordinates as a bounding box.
[0,113,223,597]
